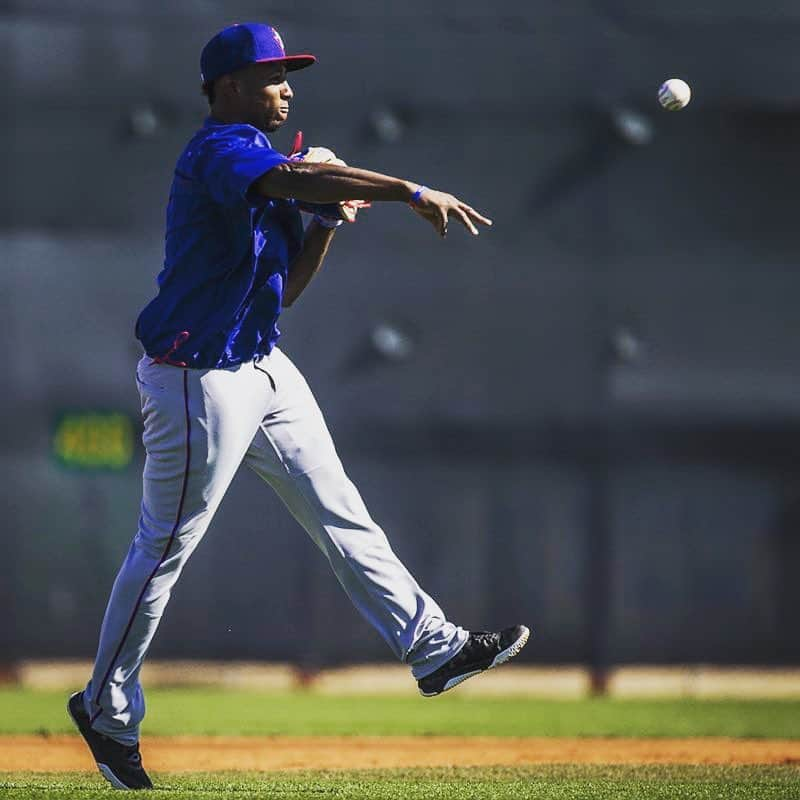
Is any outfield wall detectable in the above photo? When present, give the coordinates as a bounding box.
[2,1,800,667]
[8,661,800,699]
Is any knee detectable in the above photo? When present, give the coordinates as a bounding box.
[297,463,373,523]
[134,510,208,559]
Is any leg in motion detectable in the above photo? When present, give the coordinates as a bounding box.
[245,349,468,677]
[72,360,271,789]
[245,349,528,685]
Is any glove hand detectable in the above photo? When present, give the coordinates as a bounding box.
[339,199,371,223]
[290,146,347,168]
[289,143,369,223]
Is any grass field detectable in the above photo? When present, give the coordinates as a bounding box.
[1,689,799,798]
[3,688,800,738]
[2,766,799,800]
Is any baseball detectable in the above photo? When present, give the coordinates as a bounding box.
[658,78,692,111]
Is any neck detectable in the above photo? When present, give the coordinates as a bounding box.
[209,106,247,125]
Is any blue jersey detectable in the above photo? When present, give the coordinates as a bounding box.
[135,118,304,369]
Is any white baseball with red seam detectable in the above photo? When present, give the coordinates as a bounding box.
[658,79,692,111]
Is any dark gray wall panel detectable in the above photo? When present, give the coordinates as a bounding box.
[4,1,800,665]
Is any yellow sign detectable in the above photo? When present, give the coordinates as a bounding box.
[53,412,135,470]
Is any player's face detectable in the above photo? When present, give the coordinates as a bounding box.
[236,63,293,133]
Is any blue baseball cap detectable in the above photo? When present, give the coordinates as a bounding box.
[200,23,316,83]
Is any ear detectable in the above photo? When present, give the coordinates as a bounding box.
[218,74,241,98]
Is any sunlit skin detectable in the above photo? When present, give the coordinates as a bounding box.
[208,62,292,133]
[206,60,493,239]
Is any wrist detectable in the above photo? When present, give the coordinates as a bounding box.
[398,180,417,203]
[408,184,428,207]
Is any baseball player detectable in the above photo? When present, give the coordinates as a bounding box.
[67,23,530,790]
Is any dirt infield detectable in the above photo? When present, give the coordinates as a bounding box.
[1,736,799,772]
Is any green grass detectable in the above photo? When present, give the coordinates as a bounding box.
[1,688,800,739]
[1,766,799,799]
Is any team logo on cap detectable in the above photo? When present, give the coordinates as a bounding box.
[271,28,285,52]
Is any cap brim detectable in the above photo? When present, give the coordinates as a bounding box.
[255,54,316,72]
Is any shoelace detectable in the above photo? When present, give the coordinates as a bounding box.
[454,631,500,662]
[469,631,500,647]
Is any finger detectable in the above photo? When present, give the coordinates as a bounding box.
[419,206,441,234]
[460,203,493,226]
[410,202,444,236]
[438,207,448,237]
[453,207,479,236]
[463,206,493,226]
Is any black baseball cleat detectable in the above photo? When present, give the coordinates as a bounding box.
[417,625,531,697]
[67,691,153,790]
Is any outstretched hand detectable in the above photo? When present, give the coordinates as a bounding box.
[409,188,493,237]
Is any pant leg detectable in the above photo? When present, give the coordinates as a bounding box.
[84,357,272,744]
[244,348,467,679]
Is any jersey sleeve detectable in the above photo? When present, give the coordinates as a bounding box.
[195,128,289,207]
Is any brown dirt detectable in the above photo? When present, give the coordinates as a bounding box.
[1,736,799,772]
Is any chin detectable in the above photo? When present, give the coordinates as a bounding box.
[264,118,285,133]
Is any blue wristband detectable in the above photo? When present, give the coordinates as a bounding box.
[410,185,428,206]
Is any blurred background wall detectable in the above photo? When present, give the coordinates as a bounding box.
[3,0,800,671]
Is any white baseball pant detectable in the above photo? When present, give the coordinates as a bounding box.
[83,348,467,744]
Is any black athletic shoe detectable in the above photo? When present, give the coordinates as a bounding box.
[417,625,531,697]
[67,691,153,790]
